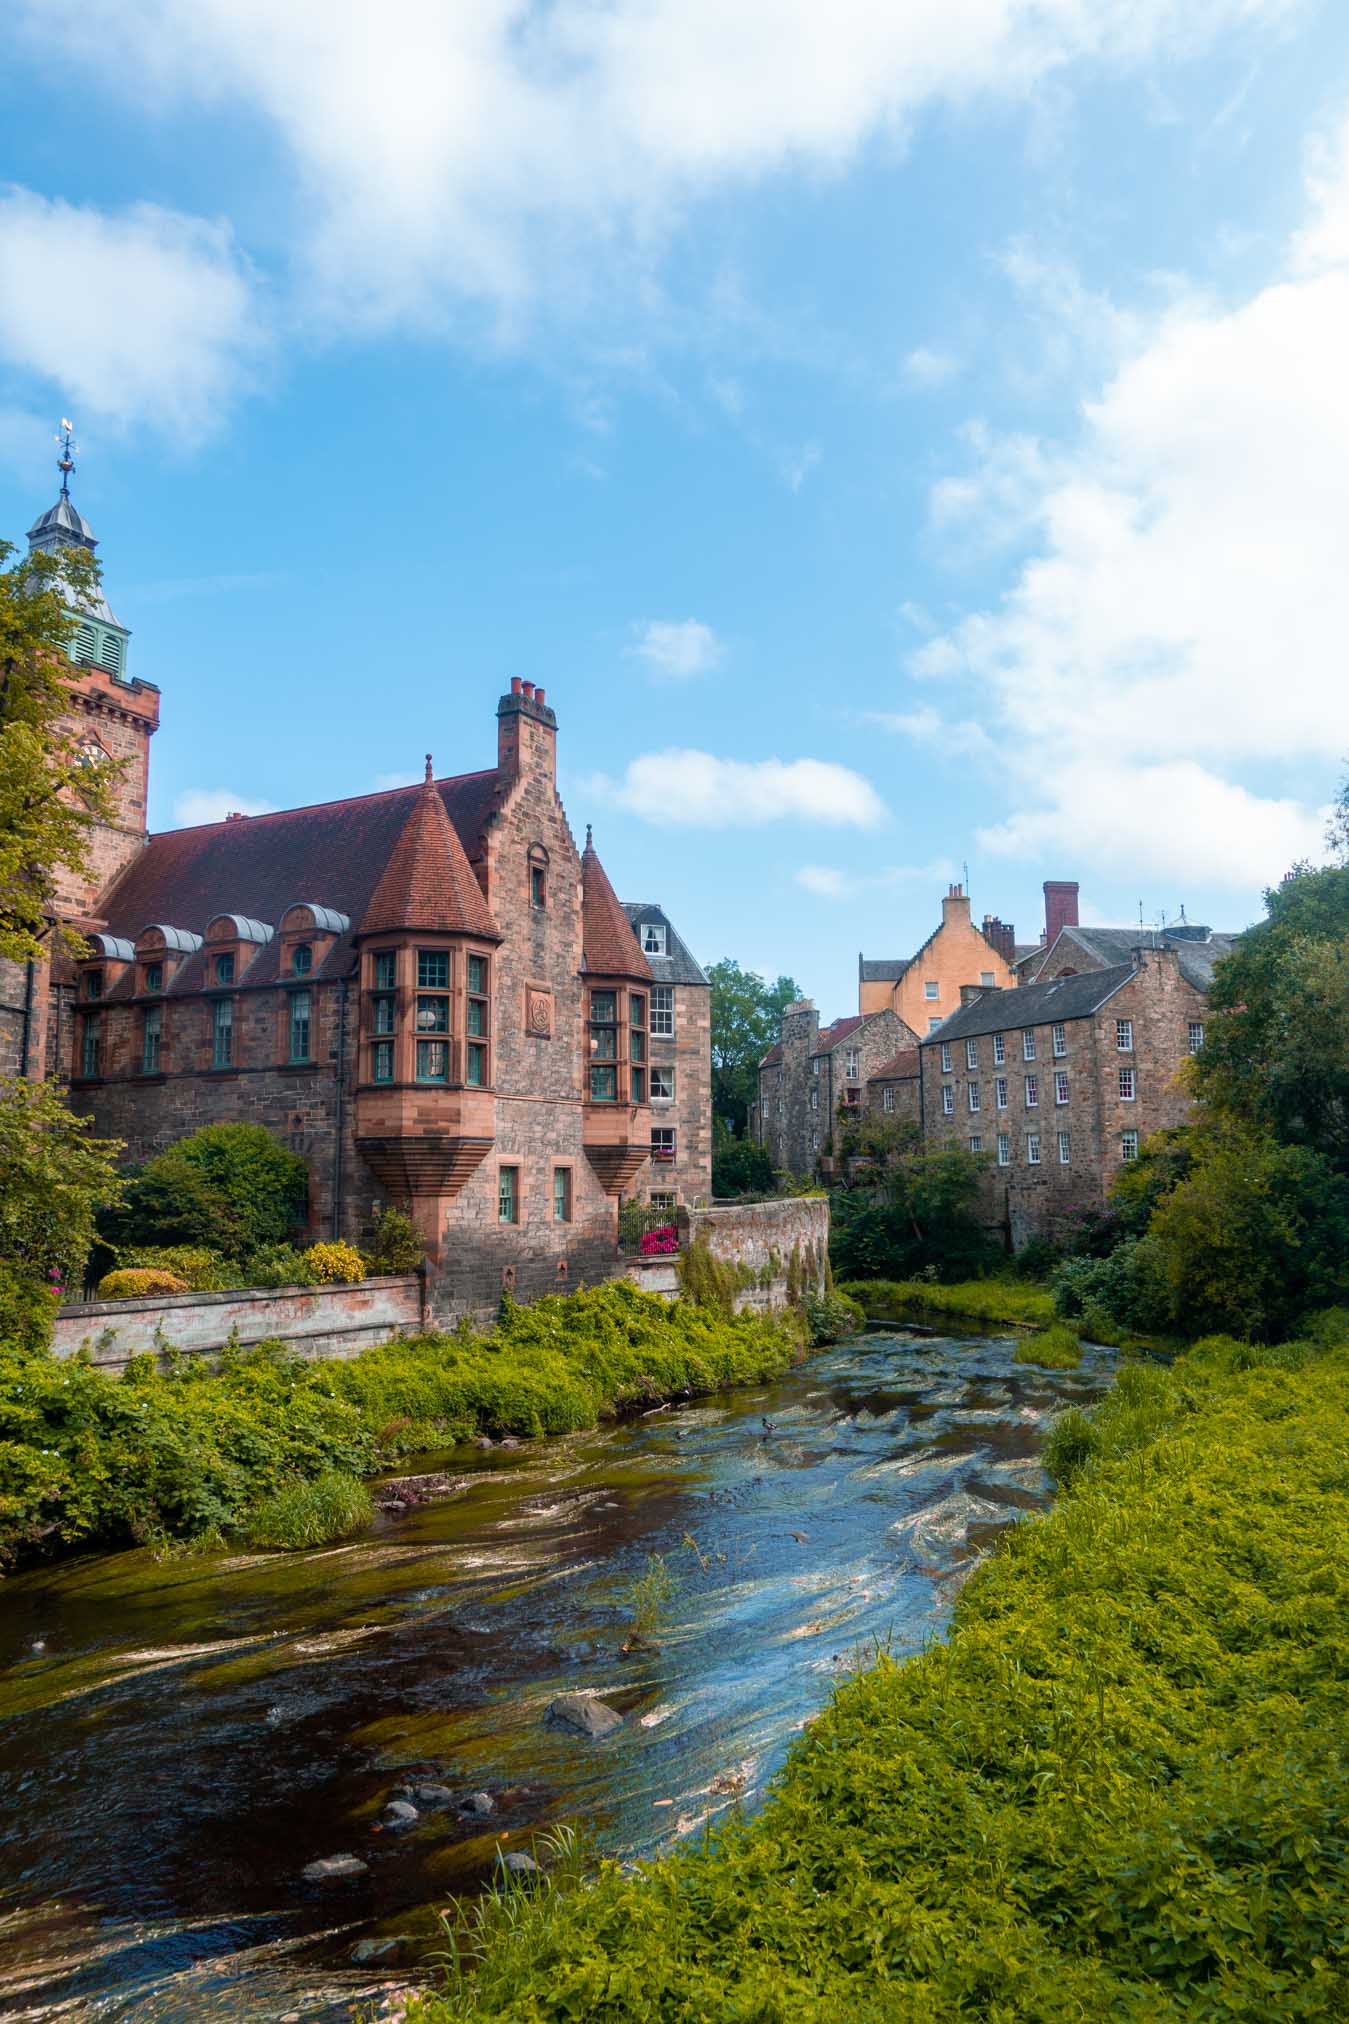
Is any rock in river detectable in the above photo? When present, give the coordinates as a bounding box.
[546,1691,623,1739]
[460,1790,495,1817]
[302,1854,369,1882]
[500,1851,541,1877]
[414,1783,455,1809]
[383,1800,419,1828]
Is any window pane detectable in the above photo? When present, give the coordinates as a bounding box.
[215,954,234,985]
[213,998,233,1066]
[81,1018,100,1076]
[146,963,163,994]
[466,996,485,1037]
[630,994,645,1027]
[467,954,487,994]
[374,995,396,1034]
[630,1066,645,1103]
[466,1042,486,1087]
[530,866,546,908]
[630,1029,645,1063]
[373,1040,394,1083]
[142,1006,161,1073]
[498,1168,517,1223]
[417,949,449,989]
[293,943,313,975]
[290,990,311,1061]
[651,987,674,1036]
[590,1064,617,1101]
[375,951,397,991]
[553,1169,571,1222]
[590,990,617,1023]
[416,1039,449,1082]
[590,1025,617,1059]
[416,995,449,1032]
[652,1067,675,1100]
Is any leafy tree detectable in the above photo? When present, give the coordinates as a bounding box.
[710,1118,775,1199]
[831,1143,997,1282]
[0,540,118,962]
[707,958,801,1135]
[0,1076,123,1348]
[102,1124,309,1263]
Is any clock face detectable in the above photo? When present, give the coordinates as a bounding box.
[75,737,105,770]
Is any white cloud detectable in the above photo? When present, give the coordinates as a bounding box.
[594,749,886,827]
[796,864,849,898]
[902,345,960,389]
[630,618,724,679]
[796,855,960,899]
[867,704,993,757]
[0,189,263,439]
[10,0,1292,337]
[916,115,1349,894]
[173,787,274,827]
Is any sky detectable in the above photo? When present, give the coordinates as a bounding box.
[3,0,1349,1013]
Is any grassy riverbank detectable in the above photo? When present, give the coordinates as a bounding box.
[411,1330,1349,2023]
[840,1275,1056,1329]
[0,1284,806,1567]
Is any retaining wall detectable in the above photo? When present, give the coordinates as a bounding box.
[51,1275,426,1371]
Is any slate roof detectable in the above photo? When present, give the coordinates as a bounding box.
[1040,924,1243,992]
[859,956,913,983]
[360,763,500,940]
[922,967,1136,1046]
[868,1047,920,1082]
[92,769,504,991]
[582,835,652,981]
[622,902,709,986]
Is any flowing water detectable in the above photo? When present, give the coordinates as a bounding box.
[0,1328,1114,2021]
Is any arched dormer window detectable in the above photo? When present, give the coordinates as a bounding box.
[528,842,549,911]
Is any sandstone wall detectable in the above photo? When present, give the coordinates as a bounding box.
[50,1274,425,1371]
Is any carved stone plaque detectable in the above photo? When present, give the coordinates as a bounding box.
[526,989,553,1038]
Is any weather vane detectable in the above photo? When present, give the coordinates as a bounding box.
[56,418,76,499]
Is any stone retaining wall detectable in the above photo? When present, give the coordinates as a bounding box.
[623,1196,830,1312]
[51,1275,426,1371]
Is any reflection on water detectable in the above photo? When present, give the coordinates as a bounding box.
[0,1329,1113,2020]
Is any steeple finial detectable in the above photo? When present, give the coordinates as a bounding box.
[56,419,76,500]
[425,753,434,784]
[585,823,593,851]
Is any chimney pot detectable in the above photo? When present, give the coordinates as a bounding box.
[534,685,545,705]
[522,681,535,700]
[511,677,523,696]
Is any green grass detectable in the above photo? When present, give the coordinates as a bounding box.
[0,1282,806,1567]
[244,1468,373,1550]
[409,1329,1349,2024]
[839,1276,1055,1329]
[1012,1321,1083,1368]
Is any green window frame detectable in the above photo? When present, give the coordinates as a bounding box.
[589,1064,618,1102]
[144,962,163,994]
[466,1041,487,1087]
[372,1039,394,1084]
[417,949,449,990]
[498,1166,519,1224]
[141,1004,162,1074]
[84,969,104,1000]
[553,1168,572,1222]
[416,1039,450,1083]
[215,953,235,986]
[374,951,397,991]
[212,997,233,1067]
[81,1016,101,1078]
[292,943,313,975]
[289,989,312,1063]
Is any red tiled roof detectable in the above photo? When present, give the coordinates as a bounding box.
[868,1047,920,1082]
[92,769,502,982]
[360,762,500,940]
[760,1041,784,1068]
[582,832,651,980]
[810,1014,863,1055]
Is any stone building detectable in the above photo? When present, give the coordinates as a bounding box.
[919,947,1211,1247]
[621,903,712,1212]
[863,1046,921,1128]
[1031,917,1242,992]
[755,1002,915,1177]
[6,464,711,1311]
[858,884,1017,1035]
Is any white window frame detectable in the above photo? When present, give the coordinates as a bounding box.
[980,971,994,988]
[1188,1021,1205,1054]
[845,1047,860,1079]
[993,1032,1006,1065]
[969,1134,982,1153]
[995,1076,1008,1109]
[1022,1030,1036,1061]
[940,1041,952,1072]
[1054,1071,1069,1106]
[941,1085,955,1116]
[883,1087,895,1113]
[1121,1130,1139,1162]
[924,979,939,1000]
[1119,1066,1136,1102]
[1051,1023,1067,1058]
[1116,1018,1134,1052]
[996,1134,1010,1167]
[1058,1131,1071,1165]
[640,920,668,957]
[810,1087,819,1111]
[651,985,674,1038]
[928,1017,942,1034]
[811,1057,820,1076]
[650,1065,676,1103]
[1027,1133,1041,1166]
[1024,1074,1038,1108]
[965,1038,978,1070]
[968,1082,981,1112]
[651,1126,677,1164]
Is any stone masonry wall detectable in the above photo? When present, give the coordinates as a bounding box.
[50,1274,424,1372]
[684,1195,830,1312]
[646,980,711,1207]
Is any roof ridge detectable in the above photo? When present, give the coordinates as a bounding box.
[583,834,652,980]
[154,768,499,839]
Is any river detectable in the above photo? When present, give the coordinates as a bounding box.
[0,1326,1114,2021]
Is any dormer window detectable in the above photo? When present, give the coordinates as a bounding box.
[84,969,104,1000]
[144,963,163,994]
[640,920,668,957]
[292,943,313,975]
[215,953,235,986]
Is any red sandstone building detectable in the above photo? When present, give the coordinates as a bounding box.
[2,473,711,1308]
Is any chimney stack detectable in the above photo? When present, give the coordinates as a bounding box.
[981,913,1016,964]
[1043,880,1079,949]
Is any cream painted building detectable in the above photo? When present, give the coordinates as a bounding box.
[858,885,1016,1036]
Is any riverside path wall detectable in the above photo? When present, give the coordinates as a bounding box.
[51,1275,426,1372]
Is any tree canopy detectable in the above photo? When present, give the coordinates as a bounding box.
[0,539,118,962]
[707,958,801,1134]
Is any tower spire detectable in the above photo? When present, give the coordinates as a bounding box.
[57,418,76,500]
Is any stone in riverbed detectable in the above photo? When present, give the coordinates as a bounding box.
[460,1790,495,1817]
[383,1800,419,1828]
[414,1783,455,1808]
[546,1691,623,1739]
[351,1937,404,1964]
[499,1851,541,1877]
[302,1853,369,1881]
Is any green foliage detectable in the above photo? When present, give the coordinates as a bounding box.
[830,1142,998,1282]
[710,1119,775,1199]
[841,1276,1055,1329]
[115,1245,229,1291]
[675,1238,756,1316]
[0,539,121,963]
[800,1288,864,1344]
[241,1244,313,1289]
[300,1239,365,1284]
[706,958,801,1135]
[1012,1321,1081,1368]
[96,1267,190,1299]
[362,1205,426,1274]
[409,1335,1349,2024]
[625,1553,679,1644]
[0,1282,805,1567]
[833,1113,921,1164]
[0,1073,124,1343]
[245,1469,372,1550]
[102,1123,309,1262]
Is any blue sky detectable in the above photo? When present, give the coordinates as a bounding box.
[4,0,1349,1011]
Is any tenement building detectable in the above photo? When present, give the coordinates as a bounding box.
[919,947,1210,1247]
[756,1002,915,1177]
[7,462,711,1309]
[858,884,1017,1035]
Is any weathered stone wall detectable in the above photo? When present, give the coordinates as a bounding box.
[50,1274,425,1371]
[684,1195,830,1312]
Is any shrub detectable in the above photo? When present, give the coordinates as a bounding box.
[0,1075,123,1347]
[1012,1321,1081,1369]
[300,1240,366,1284]
[103,1123,309,1261]
[242,1244,312,1289]
[96,1267,190,1299]
[116,1245,229,1291]
[362,1206,426,1275]
[800,1289,864,1344]
[245,1469,372,1550]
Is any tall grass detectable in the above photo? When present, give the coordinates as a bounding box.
[244,1469,372,1550]
[408,1331,1349,2023]
[1012,1321,1082,1368]
[840,1277,1055,1328]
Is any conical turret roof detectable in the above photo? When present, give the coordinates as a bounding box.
[582,827,651,979]
[359,758,500,940]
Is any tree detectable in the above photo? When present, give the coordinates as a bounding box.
[0,1076,124,1349]
[830,1143,997,1282]
[707,959,802,1135]
[101,1124,310,1262]
[710,1118,775,1199]
[0,540,119,962]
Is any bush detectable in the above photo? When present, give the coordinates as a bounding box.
[830,1143,999,1283]
[1012,1321,1081,1369]
[0,1074,123,1347]
[116,1245,229,1291]
[410,1335,1349,2024]
[103,1123,309,1261]
[362,1206,426,1275]
[800,1289,864,1344]
[96,1267,190,1299]
[300,1240,366,1285]
[242,1244,312,1289]
[710,1130,775,1200]
[245,1469,372,1550]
